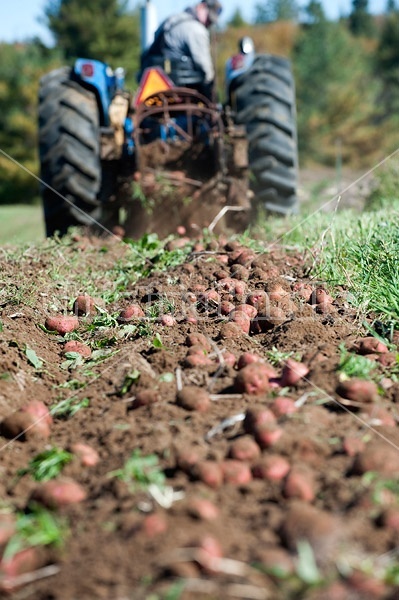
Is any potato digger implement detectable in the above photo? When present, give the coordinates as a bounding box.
[38,2,298,238]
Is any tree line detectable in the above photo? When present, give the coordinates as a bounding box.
[1,0,399,204]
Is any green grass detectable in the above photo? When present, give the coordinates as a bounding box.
[0,204,44,244]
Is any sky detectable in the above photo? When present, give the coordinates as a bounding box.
[1,0,388,45]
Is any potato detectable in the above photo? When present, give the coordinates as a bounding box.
[243,408,276,434]
[45,315,79,335]
[71,443,100,467]
[257,306,286,331]
[63,340,92,358]
[283,467,316,502]
[253,424,283,449]
[22,401,52,426]
[268,284,290,302]
[187,345,208,356]
[0,547,45,593]
[187,498,219,521]
[185,333,212,351]
[351,441,399,476]
[379,507,399,532]
[336,379,378,403]
[253,547,294,581]
[292,282,313,302]
[73,294,96,316]
[215,269,230,280]
[234,363,272,395]
[347,570,388,597]
[280,359,310,387]
[130,389,160,409]
[308,287,333,305]
[228,436,261,462]
[117,304,145,322]
[158,314,176,326]
[229,310,251,334]
[342,436,365,457]
[220,300,236,316]
[196,535,223,574]
[219,322,243,339]
[142,513,168,538]
[271,397,297,417]
[252,455,290,482]
[221,460,252,485]
[176,225,186,236]
[237,352,262,370]
[191,461,223,489]
[176,386,210,412]
[234,304,258,319]
[222,352,237,368]
[1,406,51,441]
[231,265,249,281]
[360,405,395,427]
[184,354,214,368]
[30,478,87,508]
[358,337,388,355]
[247,291,269,311]
[176,447,202,473]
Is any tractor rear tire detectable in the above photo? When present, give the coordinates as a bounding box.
[231,54,298,216]
[38,67,102,236]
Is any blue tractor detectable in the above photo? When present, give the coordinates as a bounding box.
[38,3,298,238]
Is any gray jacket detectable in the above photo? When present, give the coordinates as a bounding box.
[154,8,214,84]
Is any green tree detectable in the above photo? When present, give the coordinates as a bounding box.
[376,9,399,115]
[0,42,62,205]
[294,1,382,164]
[228,8,248,27]
[43,0,140,73]
[254,0,299,23]
[349,0,375,36]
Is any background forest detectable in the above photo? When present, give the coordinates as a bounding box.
[1,0,399,206]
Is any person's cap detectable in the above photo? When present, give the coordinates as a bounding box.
[204,0,222,24]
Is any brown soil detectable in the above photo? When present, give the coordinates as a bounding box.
[0,232,398,600]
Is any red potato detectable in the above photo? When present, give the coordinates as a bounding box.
[71,443,99,467]
[228,436,261,462]
[176,225,186,236]
[336,379,378,403]
[187,498,219,521]
[254,547,294,581]
[268,284,290,302]
[221,460,252,485]
[237,352,262,370]
[165,237,190,251]
[254,423,283,449]
[0,547,45,593]
[196,535,223,574]
[142,513,168,538]
[158,314,176,327]
[235,250,255,266]
[292,282,313,301]
[185,333,212,351]
[185,313,198,324]
[192,461,223,489]
[220,300,236,316]
[22,401,52,426]
[45,315,79,335]
[247,291,269,311]
[347,570,388,598]
[192,242,205,252]
[229,311,251,334]
[219,322,243,339]
[257,306,286,331]
[222,351,236,368]
[63,340,92,358]
[279,503,340,557]
[283,467,316,502]
[234,304,258,319]
[199,289,220,305]
[131,389,160,409]
[176,447,202,473]
[217,277,236,293]
[351,442,399,476]
[187,345,209,356]
[231,265,249,281]
[184,354,214,368]
[243,408,276,434]
[358,337,388,355]
[30,478,87,509]
[190,283,206,293]
[176,386,210,412]
[280,359,310,387]
[360,405,396,427]
[271,396,297,417]
[252,455,290,482]
[378,352,397,367]
[234,363,271,395]
[214,269,230,280]
[73,294,96,316]
[1,409,51,441]
[308,287,333,306]
[342,436,365,457]
[117,304,145,322]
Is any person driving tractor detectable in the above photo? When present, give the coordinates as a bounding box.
[140,1,223,100]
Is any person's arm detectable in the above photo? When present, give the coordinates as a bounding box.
[185,22,214,83]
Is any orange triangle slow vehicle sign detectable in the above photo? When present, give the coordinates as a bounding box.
[134,67,174,107]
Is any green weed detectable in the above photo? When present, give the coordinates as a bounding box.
[4,505,68,560]
[51,396,90,419]
[18,448,73,481]
[108,450,165,492]
[338,344,377,379]
[119,369,141,395]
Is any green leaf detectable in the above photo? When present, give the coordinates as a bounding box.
[152,333,163,349]
[296,541,321,585]
[159,372,174,383]
[25,345,43,370]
